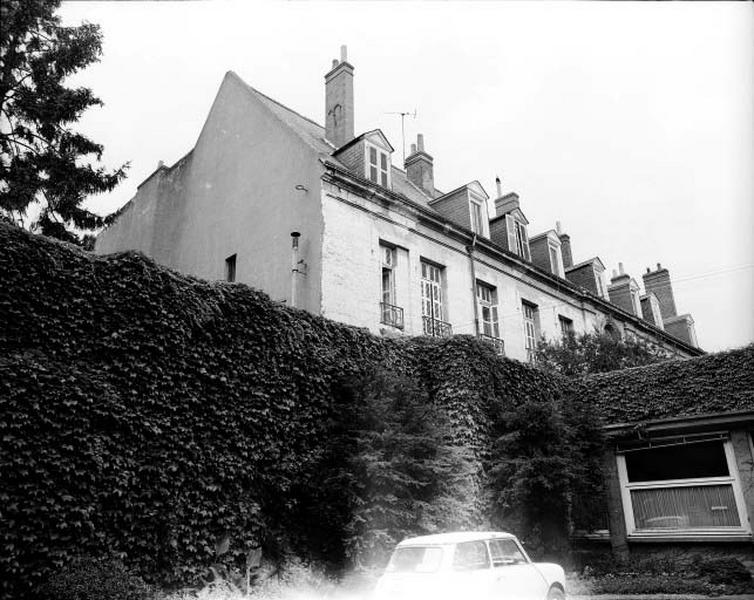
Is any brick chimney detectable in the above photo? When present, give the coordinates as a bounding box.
[642,263,677,320]
[556,221,572,268]
[608,263,641,316]
[404,133,434,196]
[325,45,354,148]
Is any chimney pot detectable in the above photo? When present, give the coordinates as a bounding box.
[495,176,502,198]
[619,262,625,275]
[340,45,348,62]
[417,133,425,152]
[646,267,650,273]
[331,59,338,68]
[410,143,417,154]
[556,220,562,235]
[612,269,618,278]
[657,262,662,270]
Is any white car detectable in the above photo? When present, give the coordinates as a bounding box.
[374,531,566,600]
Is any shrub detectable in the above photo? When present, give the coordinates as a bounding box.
[696,557,752,584]
[35,555,153,600]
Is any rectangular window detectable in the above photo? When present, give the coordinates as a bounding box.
[380,152,389,187]
[421,261,451,337]
[477,282,500,339]
[514,221,530,260]
[595,271,606,298]
[367,144,390,187]
[559,315,574,339]
[488,539,526,566]
[470,201,484,235]
[617,435,749,536]
[522,300,538,362]
[452,541,490,571]
[548,243,563,276]
[380,245,403,329]
[225,254,236,282]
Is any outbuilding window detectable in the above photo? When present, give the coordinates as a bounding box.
[616,434,749,537]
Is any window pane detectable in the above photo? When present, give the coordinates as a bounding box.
[369,146,377,165]
[380,152,388,170]
[488,539,526,566]
[370,166,378,182]
[381,171,388,187]
[631,485,740,529]
[388,547,443,573]
[625,441,729,482]
[453,541,489,570]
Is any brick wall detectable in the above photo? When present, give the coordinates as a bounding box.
[336,141,365,179]
[429,187,471,230]
[643,267,677,319]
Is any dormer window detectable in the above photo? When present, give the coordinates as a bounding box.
[366,143,390,188]
[470,199,486,236]
[509,217,531,260]
[548,241,564,277]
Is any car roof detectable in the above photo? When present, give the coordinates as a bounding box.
[397,531,516,546]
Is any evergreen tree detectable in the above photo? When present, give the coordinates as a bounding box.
[0,0,127,245]
[534,331,669,377]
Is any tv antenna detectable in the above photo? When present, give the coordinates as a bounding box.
[385,109,417,164]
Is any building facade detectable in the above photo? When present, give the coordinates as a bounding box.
[95,47,702,362]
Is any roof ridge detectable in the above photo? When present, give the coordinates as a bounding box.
[227,71,325,132]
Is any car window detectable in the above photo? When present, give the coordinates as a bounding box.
[488,539,527,566]
[387,546,443,573]
[452,541,490,570]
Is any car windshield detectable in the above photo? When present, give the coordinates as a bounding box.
[387,546,443,573]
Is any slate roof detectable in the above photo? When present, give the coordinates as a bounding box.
[229,71,437,209]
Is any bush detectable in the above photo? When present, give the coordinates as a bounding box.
[696,557,752,584]
[35,555,153,600]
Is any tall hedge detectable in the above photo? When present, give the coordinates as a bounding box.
[574,346,754,423]
[0,224,574,597]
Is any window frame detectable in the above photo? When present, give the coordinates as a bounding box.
[225,253,237,283]
[616,434,750,539]
[558,315,574,339]
[548,241,564,277]
[514,220,530,260]
[365,141,391,188]
[469,199,485,236]
[522,300,539,362]
[476,281,500,339]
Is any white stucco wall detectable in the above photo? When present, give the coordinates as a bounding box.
[96,72,326,314]
[320,182,612,362]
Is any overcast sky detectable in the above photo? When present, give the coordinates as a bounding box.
[60,1,753,352]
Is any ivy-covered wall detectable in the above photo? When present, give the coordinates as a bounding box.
[2,223,751,598]
[0,224,570,598]
[575,346,754,423]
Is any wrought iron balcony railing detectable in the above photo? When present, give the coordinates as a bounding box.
[380,302,404,329]
[479,333,505,356]
[422,316,453,338]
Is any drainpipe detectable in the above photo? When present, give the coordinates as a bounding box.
[467,233,480,337]
[290,231,301,308]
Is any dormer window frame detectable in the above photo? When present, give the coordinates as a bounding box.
[510,217,531,261]
[364,141,391,189]
[468,191,489,238]
[547,240,565,277]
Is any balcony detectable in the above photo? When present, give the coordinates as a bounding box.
[380,302,404,329]
[479,334,505,356]
[422,316,453,338]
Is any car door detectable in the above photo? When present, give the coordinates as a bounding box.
[450,540,495,599]
[487,538,549,600]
